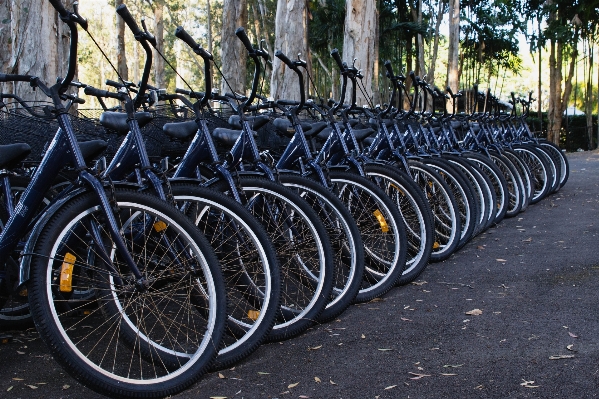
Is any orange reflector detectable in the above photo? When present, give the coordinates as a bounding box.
[247,310,260,321]
[433,241,440,249]
[154,221,168,232]
[373,210,389,233]
[18,288,28,297]
[390,184,404,196]
[59,252,76,293]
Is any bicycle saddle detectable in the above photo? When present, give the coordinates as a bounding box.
[99,111,153,135]
[78,140,108,162]
[0,143,31,169]
[212,128,257,146]
[163,120,198,140]
[228,115,270,130]
[352,128,376,141]
[272,118,327,138]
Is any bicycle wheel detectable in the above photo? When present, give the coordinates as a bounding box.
[489,151,524,218]
[538,140,569,188]
[532,143,561,194]
[169,183,280,369]
[277,173,364,323]
[328,170,407,301]
[421,158,478,249]
[512,145,551,204]
[28,189,227,398]
[408,161,461,262]
[363,163,433,285]
[463,153,509,224]
[501,148,533,211]
[208,176,334,341]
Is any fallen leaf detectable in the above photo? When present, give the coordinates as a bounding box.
[440,373,457,376]
[218,373,225,379]
[465,309,483,316]
[12,378,24,381]
[496,259,507,262]
[567,344,575,351]
[400,317,412,322]
[27,385,38,389]
[257,372,270,375]
[16,351,25,355]
[299,396,310,399]
[369,297,384,302]
[314,377,321,383]
[522,237,532,243]
[330,379,337,385]
[378,348,393,351]
[62,385,70,390]
[6,386,13,392]
[361,334,365,339]
[443,364,464,368]
[520,380,539,388]
[411,281,427,286]
[308,345,322,350]
[288,382,299,388]
[568,332,578,338]
[477,246,485,250]
[549,355,575,360]
[384,385,397,390]
[210,397,227,399]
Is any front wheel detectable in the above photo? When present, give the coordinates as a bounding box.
[28,189,227,398]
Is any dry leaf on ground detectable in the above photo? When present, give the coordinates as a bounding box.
[308,345,322,350]
[288,382,299,388]
[568,332,578,338]
[549,355,575,360]
[465,309,483,316]
[314,377,321,383]
[384,385,397,390]
[496,259,507,262]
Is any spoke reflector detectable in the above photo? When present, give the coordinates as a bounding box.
[59,252,76,292]
[373,209,389,233]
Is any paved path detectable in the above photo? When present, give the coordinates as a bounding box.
[1,151,598,398]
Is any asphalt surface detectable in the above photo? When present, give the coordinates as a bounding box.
[1,151,599,399]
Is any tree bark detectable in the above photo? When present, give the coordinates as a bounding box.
[115,0,128,81]
[220,0,248,94]
[153,0,165,88]
[270,0,310,101]
[342,0,378,106]
[585,46,593,149]
[446,0,459,112]
[0,1,12,93]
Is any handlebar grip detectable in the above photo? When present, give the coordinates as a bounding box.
[384,60,394,77]
[331,49,344,70]
[105,79,124,89]
[235,27,254,52]
[175,88,191,95]
[175,26,200,50]
[68,96,86,104]
[446,86,454,96]
[48,0,68,16]
[408,71,417,85]
[274,50,297,71]
[116,4,142,36]
[84,86,123,100]
[0,73,33,83]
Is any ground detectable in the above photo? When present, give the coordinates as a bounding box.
[1,151,598,399]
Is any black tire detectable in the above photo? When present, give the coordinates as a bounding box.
[513,145,551,204]
[538,140,569,188]
[489,151,524,218]
[408,161,461,261]
[328,170,408,301]
[532,143,561,194]
[501,149,533,211]
[421,158,478,249]
[169,183,281,369]
[363,163,433,285]
[463,153,509,224]
[28,189,227,398]
[208,176,334,341]
[277,173,364,323]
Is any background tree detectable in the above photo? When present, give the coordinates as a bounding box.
[220,0,248,94]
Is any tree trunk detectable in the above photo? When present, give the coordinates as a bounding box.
[220,0,248,94]
[342,0,378,106]
[0,1,12,93]
[8,0,74,101]
[153,0,165,89]
[427,0,444,84]
[270,0,310,102]
[446,0,459,112]
[115,0,128,81]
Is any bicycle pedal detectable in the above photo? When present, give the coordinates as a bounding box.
[0,334,13,344]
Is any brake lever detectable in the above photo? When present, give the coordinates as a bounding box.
[140,18,157,47]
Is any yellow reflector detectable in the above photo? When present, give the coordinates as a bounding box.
[18,288,27,297]
[390,184,404,196]
[154,221,168,232]
[59,252,76,293]
[248,310,260,321]
[373,210,389,233]
[83,310,91,315]
[1,338,9,344]
[433,241,440,249]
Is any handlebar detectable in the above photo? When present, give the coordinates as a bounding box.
[331,48,345,71]
[235,27,254,53]
[0,74,34,83]
[175,26,213,60]
[84,86,126,101]
[116,4,141,36]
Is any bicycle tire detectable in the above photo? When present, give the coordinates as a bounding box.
[28,188,227,398]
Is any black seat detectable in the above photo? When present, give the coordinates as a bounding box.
[212,128,257,147]
[316,127,332,142]
[303,122,328,137]
[79,140,108,162]
[363,136,375,146]
[0,143,31,169]
[352,128,376,141]
[99,111,153,135]
[163,120,198,140]
[368,118,395,128]
[228,115,270,130]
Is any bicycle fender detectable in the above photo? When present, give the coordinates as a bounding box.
[19,187,87,287]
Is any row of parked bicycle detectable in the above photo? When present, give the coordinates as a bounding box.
[0,2,568,398]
